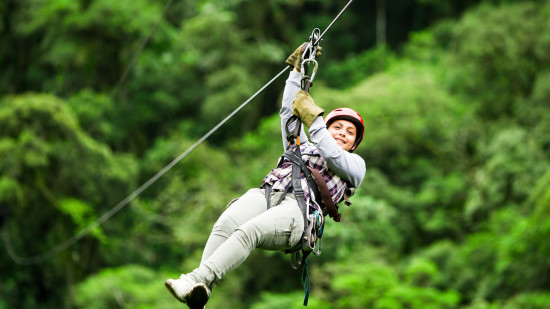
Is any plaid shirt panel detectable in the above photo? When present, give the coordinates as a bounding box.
[263,144,350,207]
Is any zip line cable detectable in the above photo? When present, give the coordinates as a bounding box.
[3,0,354,265]
[3,67,289,265]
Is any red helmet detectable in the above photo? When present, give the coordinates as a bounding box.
[324,108,365,152]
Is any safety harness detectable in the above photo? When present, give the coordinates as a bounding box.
[263,29,354,306]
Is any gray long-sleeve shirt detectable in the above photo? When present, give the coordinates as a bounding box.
[280,71,365,188]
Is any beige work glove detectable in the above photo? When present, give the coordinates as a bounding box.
[285,43,322,72]
[292,90,324,127]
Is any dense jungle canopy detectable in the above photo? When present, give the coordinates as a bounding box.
[2,0,550,308]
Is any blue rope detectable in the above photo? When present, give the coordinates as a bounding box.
[302,258,310,306]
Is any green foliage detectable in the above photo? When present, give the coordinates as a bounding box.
[494,171,550,293]
[321,189,405,259]
[57,198,107,241]
[11,0,167,93]
[451,1,550,118]
[74,265,175,309]
[323,45,398,89]
[313,57,474,186]
[3,1,550,308]
[465,126,549,221]
[228,114,284,188]
[251,291,332,309]
[405,257,440,287]
[500,292,550,309]
[311,247,460,309]
[0,93,137,214]
[0,93,137,307]
[167,3,285,143]
[66,90,120,148]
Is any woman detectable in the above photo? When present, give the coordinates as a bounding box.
[165,45,366,309]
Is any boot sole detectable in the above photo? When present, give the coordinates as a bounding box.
[187,283,210,309]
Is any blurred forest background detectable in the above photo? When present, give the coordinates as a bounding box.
[2,0,550,308]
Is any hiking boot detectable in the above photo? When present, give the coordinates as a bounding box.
[165,275,195,303]
[187,283,211,309]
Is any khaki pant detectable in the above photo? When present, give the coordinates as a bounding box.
[187,188,304,286]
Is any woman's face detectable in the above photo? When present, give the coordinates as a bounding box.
[327,119,357,152]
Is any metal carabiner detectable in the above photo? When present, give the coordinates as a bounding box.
[302,214,316,252]
[312,209,324,255]
[310,27,321,47]
[300,58,318,84]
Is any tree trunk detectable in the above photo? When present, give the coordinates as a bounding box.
[376,0,386,46]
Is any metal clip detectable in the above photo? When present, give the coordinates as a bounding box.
[300,58,318,84]
[300,28,321,92]
[302,214,316,252]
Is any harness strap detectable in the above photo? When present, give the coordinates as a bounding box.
[306,167,342,222]
[278,146,316,260]
[282,149,321,206]
[264,184,273,210]
[289,147,309,227]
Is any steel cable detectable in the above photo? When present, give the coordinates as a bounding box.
[3,0,354,265]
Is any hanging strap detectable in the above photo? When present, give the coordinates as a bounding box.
[302,259,311,306]
[306,167,342,222]
[288,147,309,227]
[264,184,273,209]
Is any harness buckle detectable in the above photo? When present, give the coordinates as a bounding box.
[285,115,302,146]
